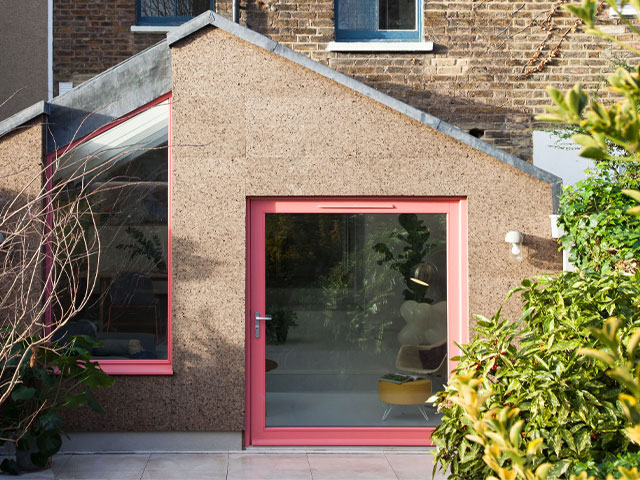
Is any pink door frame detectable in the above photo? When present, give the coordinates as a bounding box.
[245,197,468,446]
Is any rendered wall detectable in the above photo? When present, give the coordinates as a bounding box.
[0,122,45,332]
[0,2,48,121]
[64,27,561,434]
[0,122,44,204]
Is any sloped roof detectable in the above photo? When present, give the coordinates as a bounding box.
[0,11,562,209]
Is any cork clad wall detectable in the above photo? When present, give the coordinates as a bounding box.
[0,122,44,201]
[0,122,45,332]
[53,26,560,433]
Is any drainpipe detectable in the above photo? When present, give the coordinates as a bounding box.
[47,0,53,100]
[232,0,239,23]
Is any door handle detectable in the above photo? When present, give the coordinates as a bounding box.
[255,311,272,338]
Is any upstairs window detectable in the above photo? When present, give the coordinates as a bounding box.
[137,0,214,26]
[335,0,421,41]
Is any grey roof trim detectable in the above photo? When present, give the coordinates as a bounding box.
[0,101,48,138]
[47,41,171,152]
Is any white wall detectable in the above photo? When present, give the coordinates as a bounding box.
[533,130,594,187]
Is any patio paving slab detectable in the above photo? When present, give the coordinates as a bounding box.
[0,450,447,479]
[227,453,312,480]
[142,453,229,479]
[385,453,445,480]
[307,453,398,480]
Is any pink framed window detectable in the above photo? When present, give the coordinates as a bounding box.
[46,94,173,375]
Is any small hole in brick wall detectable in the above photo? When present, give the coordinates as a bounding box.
[469,128,485,138]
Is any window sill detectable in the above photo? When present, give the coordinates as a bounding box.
[98,360,173,375]
[326,41,434,52]
[131,25,179,34]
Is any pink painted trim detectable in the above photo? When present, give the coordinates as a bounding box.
[246,197,469,446]
[44,153,53,336]
[98,360,173,376]
[44,93,174,376]
[244,197,253,448]
[249,427,435,446]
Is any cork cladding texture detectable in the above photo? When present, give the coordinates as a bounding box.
[0,31,563,435]
[0,122,45,334]
[51,26,563,434]
[0,123,44,201]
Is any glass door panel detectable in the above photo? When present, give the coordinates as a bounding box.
[264,213,447,427]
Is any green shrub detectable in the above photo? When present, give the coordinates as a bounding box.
[431,271,640,480]
[0,335,113,474]
[572,451,640,479]
[557,160,640,273]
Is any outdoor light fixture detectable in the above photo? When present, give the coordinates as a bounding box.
[410,262,434,287]
[505,231,523,261]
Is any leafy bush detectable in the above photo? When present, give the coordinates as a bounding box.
[431,271,640,480]
[0,335,113,474]
[573,451,640,479]
[557,161,640,273]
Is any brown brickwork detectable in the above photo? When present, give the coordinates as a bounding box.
[53,0,639,160]
[53,0,164,96]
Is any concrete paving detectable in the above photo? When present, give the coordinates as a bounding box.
[2,450,448,480]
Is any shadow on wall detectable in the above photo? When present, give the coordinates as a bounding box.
[62,234,246,433]
[525,234,562,272]
[171,235,222,281]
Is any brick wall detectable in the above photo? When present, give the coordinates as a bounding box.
[54,0,638,160]
[53,0,164,96]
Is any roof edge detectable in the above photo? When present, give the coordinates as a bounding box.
[0,101,49,138]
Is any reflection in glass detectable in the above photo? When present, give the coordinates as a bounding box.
[378,0,416,30]
[54,103,169,361]
[336,0,378,32]
[141,0,210,18]
[265,213,447,427]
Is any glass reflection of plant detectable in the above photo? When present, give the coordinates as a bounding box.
[321,217,401,353]
[373,213,435,303]
[265,307,298,344]
[115,226,167,273]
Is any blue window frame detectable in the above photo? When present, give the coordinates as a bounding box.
[335,0,421,41]
[137,0,215,26]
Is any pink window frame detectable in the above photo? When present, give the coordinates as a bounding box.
[45,93,173,375]
[245,197,469,446]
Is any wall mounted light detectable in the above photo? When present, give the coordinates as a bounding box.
[505,231,523,261]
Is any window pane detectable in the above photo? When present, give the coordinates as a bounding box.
[53,103,169,361]
[177,0,210,17]
[265,213,447,427]
[141,0,175,17]
[141,0,210,17]
[378,0,416,30]
[336,0,378,31]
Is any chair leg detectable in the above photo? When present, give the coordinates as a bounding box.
[154,305,159,343]
[106,305,111,333]
[418,405,430,422]
[382,404,393,421]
